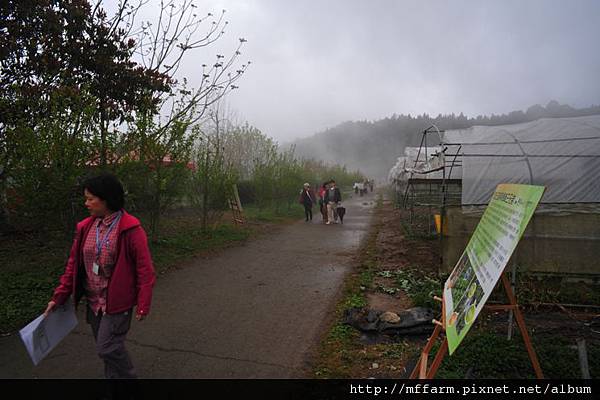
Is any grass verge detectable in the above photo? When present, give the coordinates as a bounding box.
[0,205,302,334]
[436,328,600,378]
[313,198,600,379]
[313,195,389,378]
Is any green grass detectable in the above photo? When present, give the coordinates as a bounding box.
[343,293,368,309]
[243,205,304,222]
[0,230,71,335]
[382,341,411,359]
[397,269,446,309]
[0,262,66,336]
[372,268,445,310]
[327,323,356,344]
[435,329,600,379]
[150,224,250,274]
[513,273,600,306]
[399,213,439,240]
[359,269,375,288]
[312,200,384,378]
[0,206,293,334]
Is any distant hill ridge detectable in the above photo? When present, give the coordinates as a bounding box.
[291,101,600,180]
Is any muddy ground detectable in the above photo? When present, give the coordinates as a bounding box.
[321,196,600,378]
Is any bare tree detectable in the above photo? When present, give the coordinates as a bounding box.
[189,101,239,230]
[114,0,250,238]
[132,0,250,128]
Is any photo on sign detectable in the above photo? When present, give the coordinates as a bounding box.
[446,251,485,335]
[447,252,474,303]
[453,280,485,335]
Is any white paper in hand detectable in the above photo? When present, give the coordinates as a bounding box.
[19,301,78,365]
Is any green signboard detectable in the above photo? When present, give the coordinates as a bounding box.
[444,184,545,355]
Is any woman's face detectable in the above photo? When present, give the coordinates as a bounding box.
[84,189,109,217]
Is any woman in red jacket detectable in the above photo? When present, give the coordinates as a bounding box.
[318,182,329,223]
[44,173,156,379]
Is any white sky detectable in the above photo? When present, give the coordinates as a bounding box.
[106,0,600,143]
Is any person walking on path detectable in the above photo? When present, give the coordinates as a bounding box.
[318,182,329,223]
[43,173,156,379]
[299,183,315,222]
[324,180,342,225]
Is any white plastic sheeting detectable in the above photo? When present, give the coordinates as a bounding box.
[388,156,408,182]
[388,146,445,182]
[443,115,600,204]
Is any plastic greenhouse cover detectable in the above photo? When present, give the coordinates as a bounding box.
[442,115,600,205]
[388,147,446,181]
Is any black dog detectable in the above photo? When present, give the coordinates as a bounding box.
[336,206,346,224]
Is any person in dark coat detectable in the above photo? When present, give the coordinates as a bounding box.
[300,182,315,222]
[324,180,342,224]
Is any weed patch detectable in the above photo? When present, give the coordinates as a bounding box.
[0,207,289,334]
[436,329,600,379]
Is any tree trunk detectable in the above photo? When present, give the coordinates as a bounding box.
[149,167,162,242]
[100,106,108,167]
[0,176,8,232]
[202,144,210,231]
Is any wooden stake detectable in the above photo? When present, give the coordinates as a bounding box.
[577,338,591,379]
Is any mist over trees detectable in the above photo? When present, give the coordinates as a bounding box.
[1,0,364,237]
[292,101,600,180]
[3,1,598,236]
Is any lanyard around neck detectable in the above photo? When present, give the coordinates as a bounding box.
[95,212,122,260]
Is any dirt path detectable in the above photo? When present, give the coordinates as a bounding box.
[0,193,376,378]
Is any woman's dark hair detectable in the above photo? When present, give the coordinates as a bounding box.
[83,173,125,211]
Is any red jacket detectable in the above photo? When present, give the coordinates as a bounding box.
[52,210,156,315]
[318,187,327,201]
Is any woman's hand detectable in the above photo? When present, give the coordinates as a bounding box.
[43,301,57,317]
[135,313,146,321]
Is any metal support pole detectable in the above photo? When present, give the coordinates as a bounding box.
[500,274,544,378]
[507,262,517,340]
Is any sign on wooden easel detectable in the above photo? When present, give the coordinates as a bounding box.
[444,184,544,353]
[412,184,545,378]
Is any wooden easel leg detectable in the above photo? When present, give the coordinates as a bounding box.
[426,337,448,378]
[410,324,445,379]
[501,274,544,379]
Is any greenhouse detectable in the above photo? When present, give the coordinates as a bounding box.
[390,116,600,276]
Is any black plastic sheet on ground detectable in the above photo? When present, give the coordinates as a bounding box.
[343,306,436,336]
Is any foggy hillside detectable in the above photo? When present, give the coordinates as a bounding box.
[291,101,600,181]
